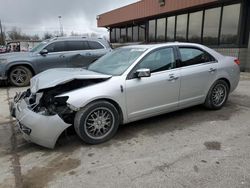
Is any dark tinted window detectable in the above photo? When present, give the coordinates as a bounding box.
[137,48,175,73]
[127,27,133,42]
[167,16,175,42]
[139,25,146,41]
[188,11,203,43]
[133,26,139,42]
[176,14,187,41]
[45,41,65,53]
[220,4,241,45]
[179,47,215,67]
[110,28,116,43]
[88,41,104,49]
[157,18,166,42]
[65,41,89,51]
[149,20,156,42]
[116,28,120,43]
[120,28,126,42]
[203,7,221,45]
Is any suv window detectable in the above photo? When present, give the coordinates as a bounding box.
[179,47,215,67]
[88,41,104,49]
[45,41,66,53]
[137,48,175,73]
[65,41,90,51]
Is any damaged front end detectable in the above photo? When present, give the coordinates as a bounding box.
[11,78,109,149]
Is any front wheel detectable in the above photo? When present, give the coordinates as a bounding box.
[204,80,229,110]
[9,66,33,87]
[74,101,120,144]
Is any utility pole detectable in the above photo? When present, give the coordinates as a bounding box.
[58,16,64,36]
[0,19,4,45]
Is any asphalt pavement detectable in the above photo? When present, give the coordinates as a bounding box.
[0,73,250,188]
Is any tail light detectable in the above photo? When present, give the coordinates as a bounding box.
[234,59,240,65]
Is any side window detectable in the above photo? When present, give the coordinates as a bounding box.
[88,41,104,49]
[137,48,175,73]
[65,41,90,51]
[45,42,66,53]
[179,47,215,67]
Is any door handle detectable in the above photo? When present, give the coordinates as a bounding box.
[86,53,92,56]
[168,74,179,81]
[59,54,65,58]
[208,68,217,73]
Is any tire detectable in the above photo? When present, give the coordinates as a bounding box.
[204,80,229,110]
[74,101,120,144]
[9,66,33,87]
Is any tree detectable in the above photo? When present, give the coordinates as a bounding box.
[43,32,53,40]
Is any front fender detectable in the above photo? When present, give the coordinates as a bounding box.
[59,79,128,123]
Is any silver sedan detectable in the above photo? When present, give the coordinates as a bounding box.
[11,43,240,148]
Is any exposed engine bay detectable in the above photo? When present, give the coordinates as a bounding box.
[22,79,108,124]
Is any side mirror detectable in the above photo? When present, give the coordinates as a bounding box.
[135,68,151,78]
[40,49,48,55]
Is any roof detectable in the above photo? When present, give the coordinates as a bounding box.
[121,42,204,49]
[97,0,219,27]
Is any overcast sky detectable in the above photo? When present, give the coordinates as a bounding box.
[0,0,138,37]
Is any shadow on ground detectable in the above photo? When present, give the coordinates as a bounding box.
[14,99,242,156]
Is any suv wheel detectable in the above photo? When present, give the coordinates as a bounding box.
[74,101,120,144]
[204,80,229,110]
[9,66,33,87]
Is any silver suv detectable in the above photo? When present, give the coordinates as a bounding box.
[0,37,112,86]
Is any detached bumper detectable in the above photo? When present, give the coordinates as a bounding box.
[11,99,71,149]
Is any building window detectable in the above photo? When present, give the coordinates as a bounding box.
[120,28,127,42]
[220,4,241,46]
[203,7,221,45]
[167,16,175,42]
[139,25,146,42]
[188,11,203,43]
[176,14,187,42]
[149,20,156,42]
[133,26,139,42]
[116,28,120,43]
[127,27,133,42]
[110,28,116,43]
[157,18,166,42]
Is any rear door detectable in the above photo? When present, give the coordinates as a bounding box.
[177,46,218,108]
[65,41,92,68]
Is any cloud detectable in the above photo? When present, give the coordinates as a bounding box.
[0,0,138,37]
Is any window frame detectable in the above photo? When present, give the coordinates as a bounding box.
[176,45,217,68]
[127,46,179,80]
[44,41,66,53]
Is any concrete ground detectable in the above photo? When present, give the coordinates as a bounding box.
[0,74,250,188]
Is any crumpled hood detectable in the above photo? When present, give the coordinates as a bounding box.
[30,68,112,93]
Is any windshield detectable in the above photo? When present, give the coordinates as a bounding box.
[30,40,50,52]
[88,48,146,76]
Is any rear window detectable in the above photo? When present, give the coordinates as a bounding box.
[88,41,104,49]
[65,41,90,51]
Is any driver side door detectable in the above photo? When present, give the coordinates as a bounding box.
[33,41,68,73]
[125,47,181,121]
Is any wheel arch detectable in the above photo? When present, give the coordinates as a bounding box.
[7,63,36,77]
[85,98,124,124]
[217,77,231,91]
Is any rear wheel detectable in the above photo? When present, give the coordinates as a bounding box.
[74,101,120,144]
[204,80,229,110]
[9,66,33,87]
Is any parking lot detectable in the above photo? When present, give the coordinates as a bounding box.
[0,73,250,188]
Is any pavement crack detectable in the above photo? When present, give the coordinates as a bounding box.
[7,88,23,188]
